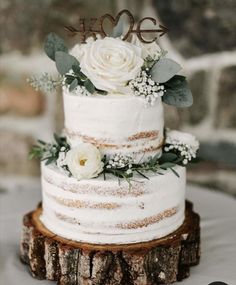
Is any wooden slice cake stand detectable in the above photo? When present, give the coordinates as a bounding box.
[20,201,200,285]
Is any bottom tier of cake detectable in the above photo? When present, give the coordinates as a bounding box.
[20,201,200,285]
[40,163,186,244]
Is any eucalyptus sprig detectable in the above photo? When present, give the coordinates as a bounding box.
[29,134,199,186]
[29,134,70,165]
[43,33,107,96]
[102,152,182,186]
[148,57,193,108]
[64,64,108,95]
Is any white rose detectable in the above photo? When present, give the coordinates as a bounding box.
[131,35,162,60]
[71,37,143,93]
[166,130,199,151]
[70,44,85,61]
[70,35,101,61]
[65,143,104,180]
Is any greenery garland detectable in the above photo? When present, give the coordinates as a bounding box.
[29,134,199,186]
[28,33,193,108]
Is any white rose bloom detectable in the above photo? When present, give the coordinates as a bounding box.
[131,35,162,60]
[66,143,104,180]
[166,130,199,152]
[70,44,85,61]
[70,35,101,61]
[71,37,143,93]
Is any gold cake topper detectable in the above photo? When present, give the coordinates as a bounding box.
[65,9,168,44]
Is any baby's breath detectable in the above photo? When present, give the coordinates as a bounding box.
[27,73,62,94]
[106,154,134,175]
[164,138,198,165]
[129,70,165,107]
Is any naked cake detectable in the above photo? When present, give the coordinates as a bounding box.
[21,11,201,284]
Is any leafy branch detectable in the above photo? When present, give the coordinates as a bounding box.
[163,75,193,108]
[29,134,70,165]
[44,33,107,95]
[64,64,108,95]
[29,134,200,186]
[102,152,182,186]
[149,57,193,108]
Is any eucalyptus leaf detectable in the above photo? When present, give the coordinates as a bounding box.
[150,58,182,83]
[69,78,78,92]
[55,51,80,75]
[45,157,56,165]
[44,33,68,61]
[69,64,87,83]
[37,139,46,145]
[72,64,81,75]
[160,162,176,169]
[159,153,178,163]
[79,72,88,81]
[148,153,160,166]
[84,79,96,94]
[163,75,193,108]
[135,170,149,180]
[64,75,75,85]
[170,167,180,177]
[96,89,108,95]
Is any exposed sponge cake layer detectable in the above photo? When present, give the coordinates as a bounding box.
[63,90,164,163]
[40,163,186,244]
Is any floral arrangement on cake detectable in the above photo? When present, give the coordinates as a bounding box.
[30,130,199,185]
[29,32,199,185]
[29,33,193,108]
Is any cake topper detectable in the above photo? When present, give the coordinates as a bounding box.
[65,9,168,44]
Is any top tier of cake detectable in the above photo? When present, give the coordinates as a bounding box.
[63,89,164,163]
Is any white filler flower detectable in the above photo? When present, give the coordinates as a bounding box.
[165,130,199,165]
[71,37,143,93]
[166,130,199,152]
[66,143,104,180]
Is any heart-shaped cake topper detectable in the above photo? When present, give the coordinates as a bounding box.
[100,10,134,41]
[65,9,168,44]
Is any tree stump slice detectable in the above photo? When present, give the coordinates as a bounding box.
[20,201,200,285]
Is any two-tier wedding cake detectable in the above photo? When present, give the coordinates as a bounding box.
[21,15,200,284]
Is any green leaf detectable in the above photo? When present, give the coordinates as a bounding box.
[69,78,78,92]
[159,153,178,163]
[164,74,185,88]
[37,139,46,145]
[160,162,176,169]
[84,79,95,94]
[135,170,149,180]
[44,33,68,61]
[163,75,193,108]
[28,150,38,160]
[150,58,182,83]
[144,153,159,168]
[45,156,56,165]
[170,167,180,177]
[72,64,81,75]
[96,89,108,95]
[55,51,80,75]
[65,74,83,86]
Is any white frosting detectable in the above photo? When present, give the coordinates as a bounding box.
[40,163,186,244]
[63,90,164,163]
